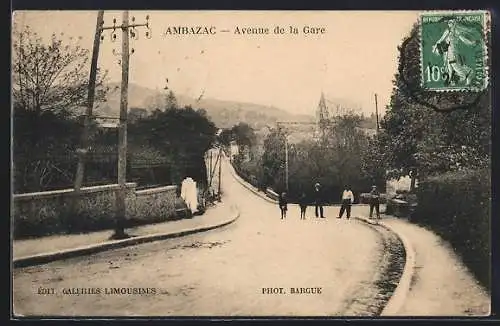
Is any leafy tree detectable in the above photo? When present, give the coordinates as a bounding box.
[218,128,233,147]
[380,23,491,179]
[12,25,107,192]
[257,114,373,202]
[261,128,286,190]
[165,90,178,111]
[361,135,388,189]
[325,114,366,150]
[231,122,257,148]
[129,105,216,186]
[12,25,108,114]
[13,108,99,192]
[129,107,148,123]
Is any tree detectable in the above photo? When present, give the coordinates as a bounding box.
[129,106,216,186]
[12,25,108,114]
[325,113,366,150]
[218,128,233,147]
[261,128,286,190]
[380,23,491,179]
[129,107,148,123]
[257,113,374,202]
[13,108,99,192]
[231,122,257,148]
[165,90,178,111]
[12,25,107,192]
[361,135,388,189]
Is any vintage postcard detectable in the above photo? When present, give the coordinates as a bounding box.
[11,10,492,318]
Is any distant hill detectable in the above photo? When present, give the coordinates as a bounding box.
[97,82,314,130]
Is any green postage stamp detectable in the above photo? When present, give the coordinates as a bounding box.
[420,11,489,91]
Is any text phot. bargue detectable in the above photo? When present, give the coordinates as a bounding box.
[262,287,323,294]
[163,25,326,36]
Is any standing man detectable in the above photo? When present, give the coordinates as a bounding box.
[338,185,354,219]
[279,192,288,220]
[299,192,308,220]
[369,185,381,219]
[314,182,325,218]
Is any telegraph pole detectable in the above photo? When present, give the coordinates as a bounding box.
[73,11,104,202]
[375,93,380,134]
[112,11,131,239]
[100,11,151,239]
[276,121,316,193]
[209,150,213,185]
[208,149,220,189]
[284,135,289,192]
[218,146,222,201]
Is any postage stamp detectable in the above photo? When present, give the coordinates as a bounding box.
[420,11,489,91]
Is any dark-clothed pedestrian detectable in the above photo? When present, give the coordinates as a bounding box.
[338,185,354,219]
[299,192,308,220]
[279,192,288,219]
[369,185,381,219]
[314,183,325,218]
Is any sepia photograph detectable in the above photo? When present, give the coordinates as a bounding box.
[11,10,492,318]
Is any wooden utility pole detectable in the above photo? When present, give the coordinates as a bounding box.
[112,11,131,239]
[284,135,289,192]
[208,149,220,189]
[375,93,380,134]
[276,121,316,193]
[218,147,222,201]
[209,150,213,184]
[73,10,104,198]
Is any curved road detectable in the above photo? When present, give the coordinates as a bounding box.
[14,158,390,317]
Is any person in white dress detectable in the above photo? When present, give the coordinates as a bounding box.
[181,177,198,214]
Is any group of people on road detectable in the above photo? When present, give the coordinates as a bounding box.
[278,182,381,220]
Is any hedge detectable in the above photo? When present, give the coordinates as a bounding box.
[413,168,491,291]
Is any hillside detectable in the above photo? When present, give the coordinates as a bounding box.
[98,82,314,129]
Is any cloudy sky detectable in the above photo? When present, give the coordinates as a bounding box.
[12,10,421,116]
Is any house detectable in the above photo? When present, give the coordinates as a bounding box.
[229,141,239,161]
[386,175,419,195]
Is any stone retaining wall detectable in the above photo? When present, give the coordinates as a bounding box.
[12,183,179,238]
[133,185,177,221]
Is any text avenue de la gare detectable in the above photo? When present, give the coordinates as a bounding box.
[163,25,326,36]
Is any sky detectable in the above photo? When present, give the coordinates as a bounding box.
[12,10,421,117]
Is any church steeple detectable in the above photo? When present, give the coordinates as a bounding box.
[316,91,329,142]
[317,91,329,125]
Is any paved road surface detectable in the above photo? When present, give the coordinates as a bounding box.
[14,159,388,317]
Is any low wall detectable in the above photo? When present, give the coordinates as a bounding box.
[359,193,389,204]
[12,183,179,239]
[265,188,280,201]
[132,185,177,221]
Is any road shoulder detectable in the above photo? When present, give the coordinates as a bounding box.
[376,216,490,316]
[13,202,239,267]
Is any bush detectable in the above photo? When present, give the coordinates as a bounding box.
[413,168,491,291]
[233,158,262,190]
